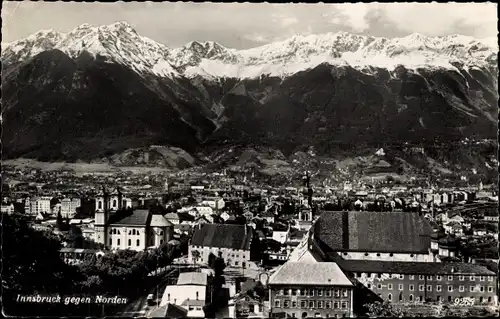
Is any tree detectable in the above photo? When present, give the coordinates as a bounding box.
[2,214,84,315]
[364,301,405,317]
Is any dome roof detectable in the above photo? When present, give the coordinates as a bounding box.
[150,214,173,227]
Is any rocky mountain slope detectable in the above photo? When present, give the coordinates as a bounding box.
[2,22,498,170]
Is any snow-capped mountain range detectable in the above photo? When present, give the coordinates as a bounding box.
[2,21,497,80]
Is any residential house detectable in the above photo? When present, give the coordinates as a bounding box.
[160,272,208,316]
[165,212,181,225]
[268,262,354,318]
[189,224,255,268]
[61,197,81,219]
[1,203,15,215]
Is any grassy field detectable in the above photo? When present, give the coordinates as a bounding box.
[2,159,173,174]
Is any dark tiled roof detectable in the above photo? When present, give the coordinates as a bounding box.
[165,303,188,318]
[190,224,253,250]
[109,209,150,226]
[337,260,496,276]
[314,211,433,253]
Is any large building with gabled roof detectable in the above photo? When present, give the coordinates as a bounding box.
[189,223,255,267]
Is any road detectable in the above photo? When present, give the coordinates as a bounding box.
[119,268,179,317]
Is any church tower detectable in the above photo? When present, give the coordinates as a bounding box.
[94,185,109,245]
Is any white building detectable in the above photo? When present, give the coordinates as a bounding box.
[61,198,81,218]
[25,196,52,216]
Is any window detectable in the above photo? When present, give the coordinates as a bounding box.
[98,201,102,209]
[488,297,492,302]
[488,276,494,281]
[409,275,415,280]
[396,284,402,291]
[136,239,140,246]
[479,297,484,303]
[274,300,281,308]
[196,292,199,300]
[300,289,306,297]
[309,301,315,308]
[459,275,464,281]
[367,284,372,289]
[301,301,307,308]
[317,301,323,309]
[419,275,425,280]
[436,275,442,281]
[448,286,453,292]
[310,289,315,297]
[470,286,475,292]
[399,274,404,280]
[488,286,493,292]
[480,286,484,292]
[409,294,414,302]
[284,289,289,296]
[160,239,163,245]
[448,275,453,281]
[335,289,340,297]
[341,301,347,309]
[377,253,381,257]
[437,296,441,302]
[427,285,432,291]
[291,289,297,296]
[388,284,393,290]
[342,289,348,297]
[448,296,452,302]
[317,289,323,296]
[377,274,381,278]
[436,285,442,292]
[480,276,485,281]
[109,238,112,245]
[419,285,424,291]
[326,289,332,297]
[113,199,117,207]
[377,284,382,289]
[128,239,131,246]
[326,301,332,309]
[459,286,464,292]
[409,285,414,291]
[418,296,423,302]
[334,302,339,309]
[284,300,290,308]
[470,275,475,281]
[292,301,297,308]
[388,293,392,301]
[117,239,120,246]
[427,275,433,280]
[399,293,403,302]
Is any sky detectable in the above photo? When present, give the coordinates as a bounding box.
[2,2,498,49]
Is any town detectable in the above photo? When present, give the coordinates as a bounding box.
[2,162,498,318]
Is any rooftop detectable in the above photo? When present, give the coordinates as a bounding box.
[268,262,353,286]
[177,272,208,286]
[150,214,174,227]
[108,209,150,226]
[337,260,496,276]
[314,211,433,253]
[190,224,253,250]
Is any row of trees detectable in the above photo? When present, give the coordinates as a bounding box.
[365,300,497,317]
[3,213,181,316]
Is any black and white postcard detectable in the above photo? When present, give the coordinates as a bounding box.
[1,2,498,318]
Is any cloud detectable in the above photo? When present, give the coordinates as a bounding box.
[334,4,371,32]
[2,2,497,50]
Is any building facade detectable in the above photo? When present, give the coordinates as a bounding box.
[269,262,354,318]
[94,187,173,251]
[189,224,255,267]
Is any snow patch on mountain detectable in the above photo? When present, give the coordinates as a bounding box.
[3,23,497,80]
